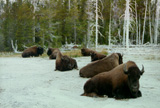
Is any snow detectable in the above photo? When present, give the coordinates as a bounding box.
[0,49,160,108]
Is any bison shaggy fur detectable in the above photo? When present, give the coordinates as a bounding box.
[81,61,144,99]
[47,48,60,59]
[81,48,94,56]
[55,52,78,71]
[22,46,44,58]
[79,53,123,78]
[90,51,106,62]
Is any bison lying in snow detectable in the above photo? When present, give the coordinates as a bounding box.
[47,48,60,59]
[55,52,78,71]
[81,48,94,56]
[81,61,144,99]
[90,51,106,62]
[79,53,123,78]
[22,46,44,58]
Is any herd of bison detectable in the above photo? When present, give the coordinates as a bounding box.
[21,46,145,99]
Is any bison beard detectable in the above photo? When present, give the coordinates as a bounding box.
[81,61,144,99]
[22,46,44,58]
[55,52,78,71]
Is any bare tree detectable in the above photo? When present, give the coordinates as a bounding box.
[142,0,148,45]
[123,0,131,50]
[154,0,160,44]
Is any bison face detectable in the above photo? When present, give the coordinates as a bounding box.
[116,53,123,64]
[37,47,44,55]
[124,65,144,94]
[90,52,97,61]
[81,49,85,55]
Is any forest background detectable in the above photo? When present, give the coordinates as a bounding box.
[0,0,160,51]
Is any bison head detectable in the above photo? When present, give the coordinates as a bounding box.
[123,64,144,95]
[47,48,53,56]
[90,52,97,61]
[116,53,123,64]
[37,47,44,55]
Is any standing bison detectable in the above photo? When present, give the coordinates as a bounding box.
[22,46,44,58]
[81,48,94,56]
[55,52,78,71]
[79,53,123,78]
[47,48,60,59]
[90,51,106,62]
[81,61,144,99]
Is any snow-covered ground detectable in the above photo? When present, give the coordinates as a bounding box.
[0,48,160,108]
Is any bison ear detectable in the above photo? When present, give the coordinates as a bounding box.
[123,64,128,74]
[140,65,144,75]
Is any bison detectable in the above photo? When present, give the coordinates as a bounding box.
[79,53,123,78]
[47,48,60,59]
[90,51,106,62]
[55,51,78,71]
[22,46,44,58]
[81,61,144,99]
[81,48,94,56]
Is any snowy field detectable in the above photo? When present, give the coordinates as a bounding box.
[0,47,160,108]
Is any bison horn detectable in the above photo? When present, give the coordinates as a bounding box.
[141,65,144,75]
[123,64,128,74]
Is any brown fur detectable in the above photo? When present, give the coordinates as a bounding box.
[72,46,78,49]
[55,51,78,71]
[81,61,144,99]
[22,46,44,58]
[81,48,94,56]
[47,48,60,59]
[90,51,106,62]
[79,53,123,78]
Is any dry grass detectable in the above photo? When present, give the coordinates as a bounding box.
[145,55,160,60]
[100,49,108,55]
[0,49,108,58]
[62,48,108,58]
[0,52,21,57]
[62,49,82,57]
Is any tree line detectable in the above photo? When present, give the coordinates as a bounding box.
[0,0,159,51]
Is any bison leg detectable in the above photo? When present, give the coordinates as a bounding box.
[131,90,142,98]
[137,90,142,97]
[81,92,99,97]
[114,89,129,99]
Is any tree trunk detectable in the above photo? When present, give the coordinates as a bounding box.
[139,15,141,45]
[74,20,77,44]
[109,4,112,47]
[124,0,130,50]
[135,1,139,45]
[95,0,98,50]
[142,0,148,45]
[154,0,160,44]
[149,3,153,44]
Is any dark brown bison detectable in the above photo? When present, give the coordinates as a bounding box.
[79,53,123,78]
[81,48,94,56]
[47,48,60,59]
[55,52,78,71]
[81,61,144,99]
[72,46,78,49]
[90,51,106,62]
[22,46,44,58]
